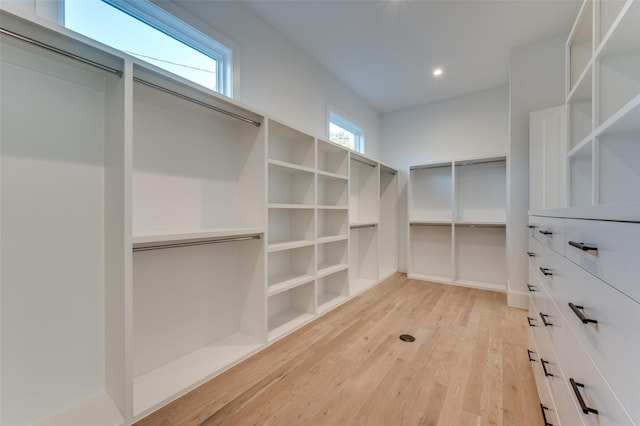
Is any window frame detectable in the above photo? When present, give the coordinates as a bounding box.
[61,0,233,96]
[328,109,365,153]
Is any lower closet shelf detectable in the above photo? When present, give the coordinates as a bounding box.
[33,393,123,426]
[268,310,315,341]
[133,332,263,415]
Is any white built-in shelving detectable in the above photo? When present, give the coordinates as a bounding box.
[0,6,399,425]
[408,157,507,291]
[566,0,640,208]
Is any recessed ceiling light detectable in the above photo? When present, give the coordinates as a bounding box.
[433,67,443,77]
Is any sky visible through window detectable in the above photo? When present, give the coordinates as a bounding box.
[64,0,217,90]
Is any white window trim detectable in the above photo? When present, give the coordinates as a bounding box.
[61,0,233,96]
[328,107,365,153]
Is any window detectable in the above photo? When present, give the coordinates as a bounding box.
[329,111,364,153]
[63,0,232,96]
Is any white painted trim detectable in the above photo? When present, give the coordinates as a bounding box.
[507,291,528,309]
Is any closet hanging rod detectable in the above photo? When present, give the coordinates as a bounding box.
[410,164,451,171]
[456,158,506,166]
[133,77,262,127]
[350,224,377,229]
[133,234,261,252]
[351,157,376,168]
[0,27,123,77]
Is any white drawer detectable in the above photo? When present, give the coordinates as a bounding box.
[564,219,640,303]
[532,243,564,303]
[530,297,585,426]
[531,215,565,256]
[529,325,563,426]
[547,299,635,426]
[558,257,640,423]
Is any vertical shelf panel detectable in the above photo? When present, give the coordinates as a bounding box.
[454,225,506,291]
[132,238,264,415]
[568,0,593,92]
[0,40,125,425]
[379,167,398,279]
[132,75,265,237]
[409,225,452,283]
[455,159,506,223]
[349,226,379,294]
[409,164,452,222]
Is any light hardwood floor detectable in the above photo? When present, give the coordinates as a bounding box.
[136,274,542,425]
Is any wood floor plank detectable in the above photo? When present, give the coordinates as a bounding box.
[135,275,542,426]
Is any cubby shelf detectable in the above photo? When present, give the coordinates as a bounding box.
[408,156,507,291]
[566,0,640,208]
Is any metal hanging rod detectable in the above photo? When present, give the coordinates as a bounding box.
[410,163,452,171]
[380,166,397,176]
[351,157,376,168]
[350,223,377,229]
[410,222,451,227]
[133,234,261,252]
[0,27,123,77]
[133,77,262,127]
[456,158,506,166]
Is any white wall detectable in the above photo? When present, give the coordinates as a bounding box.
[155,0,382,159]
[381,86,510,272]
[5,0,382,158]
[507,35,566,307]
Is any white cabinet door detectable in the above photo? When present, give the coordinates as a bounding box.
[530,106,567,210]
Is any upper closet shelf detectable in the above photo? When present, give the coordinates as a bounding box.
[595,94,640,136]
[596,0,640,58]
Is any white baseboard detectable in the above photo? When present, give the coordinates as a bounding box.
[507,291,528,309]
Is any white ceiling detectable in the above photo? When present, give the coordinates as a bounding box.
[242,0,581,113]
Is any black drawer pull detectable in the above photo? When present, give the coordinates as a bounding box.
[539,230,553,236]
[568,241,598,252]
[527,284,537,292]
[570,378,599,415]
[540,404,553,426]
[539,267,553,276]
[541,359,554,377]
[528,225,537,229]
[527,316,536,327]
[568,303,597,324]
[540,313,553,327]
[527,251,537,257]
[527,349,536,362]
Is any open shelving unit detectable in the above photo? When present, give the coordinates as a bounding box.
[1,12,127,426]
[408,156,507,291]
[566,0,640,208]
[0,7,400,425]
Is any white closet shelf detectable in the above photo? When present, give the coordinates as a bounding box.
[317,235,348,244]
[595,94,640,136]
[268,203,315,209]
[349,277,378,295]
[317,170,349,180]
[452,279,506,292]
[567,61,593,103]
[32,393,123,426]
[407,273,450,285]
[568,137,593,158]
[268,310,315,341]
[454,220,506,227]
[133,332,262,415]
[318,205,348,210]
[410,220,452,226]
[268,273,315,294]
[268,159,315,175]
[317,263,348,278]
[267,239,315,253]
[596,0,640,58]
[132,228,263,249]
[317,292,347,313]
